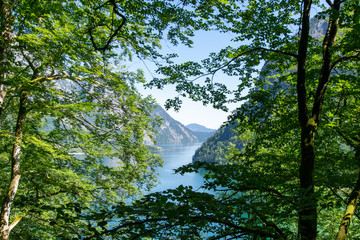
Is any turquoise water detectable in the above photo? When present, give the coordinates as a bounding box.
[151,143,204,192]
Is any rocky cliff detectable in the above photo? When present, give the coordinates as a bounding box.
[145,105,198,145]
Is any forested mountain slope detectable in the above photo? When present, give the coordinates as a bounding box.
[192,123,242,164]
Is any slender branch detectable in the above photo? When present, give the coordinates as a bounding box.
[201,216,284,238]
[333,86,346,117]
[19,48,37,73]
[212,47,298,75]
[333,126,358,150]
[72,79,104,103]
[218,190,241,202]
[35,190,67,200]
[22,170,84,195]
[331,51,360,71]
[326,0,333,7]
[6,64,31,84]
[227,234,248,240]
[327,186,360,221]
[83,217,170,239]
[64,113,121,152]
[59,118,122,164]
[252,208,284,236]
[4,75,83,94]
[128,222,178,240]
[28,213,81,236]
[217,186,296,206]
[8,215,22,232]
[86,215,284,240]
[170,47,298,85]
[211,231,245,240]
[76,114,118,133]
[261,187,297,205]
[89,0,127,51]
[328,186,347,204]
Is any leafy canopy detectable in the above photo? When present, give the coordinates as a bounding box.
[0,0,205,238]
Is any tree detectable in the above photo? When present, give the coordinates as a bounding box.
[116,0,360,239]
[0,0,203,239]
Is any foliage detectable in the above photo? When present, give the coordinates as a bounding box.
[192,122,242,164]
[131,0,360,239]
[1,0,359,239]
[0,0,203,238]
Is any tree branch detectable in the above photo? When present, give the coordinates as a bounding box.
[4,75,82,94]
[19,49,36,72]
[252,208,284,236]
[212,47,297,75]
[28,213,81,236]
[331,50,360,71]
[88,0,127,51]
[8,215,22,232]
[71,79,104,104]
[35,190,67,200]
[325,0,333,7]
[86,215,285,240]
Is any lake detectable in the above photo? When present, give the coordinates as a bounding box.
[151,143,204,192]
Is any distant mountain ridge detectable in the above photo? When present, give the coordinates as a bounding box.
[186,123,217,133]
[186,123,217,142]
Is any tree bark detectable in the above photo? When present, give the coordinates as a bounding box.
[296,1,317,239]
[335,150,360,240]
[297,1,340,239]
[0,0,11,127]
[0,91,28,240]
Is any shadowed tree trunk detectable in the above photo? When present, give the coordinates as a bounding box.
[297,0,340,239]
[296,1,318,239]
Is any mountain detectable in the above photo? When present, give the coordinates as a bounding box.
[192,123,242,164]
[145,105,198,145]
[186,123,216,133]
[186,123,217,142]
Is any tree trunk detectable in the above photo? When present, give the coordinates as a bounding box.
[296,1,317,239]
[0,91,28,240]
[0,0,11,127]
[335,150,360,240]
[296,1,341,238]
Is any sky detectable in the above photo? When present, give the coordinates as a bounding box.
[132,30,243,130]
[130,2,326,130]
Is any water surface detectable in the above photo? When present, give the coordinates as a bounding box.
[151,143,204,192]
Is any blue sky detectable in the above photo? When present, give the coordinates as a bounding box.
[133,30,242,130]
[132,3,326,129]
[126,1,327,129]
